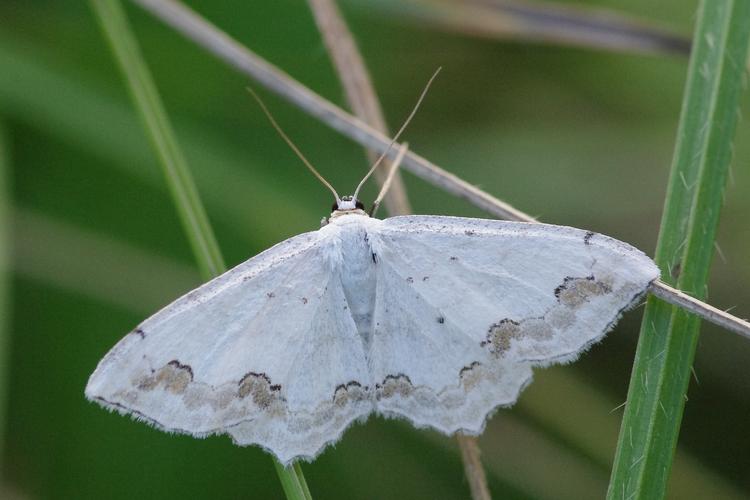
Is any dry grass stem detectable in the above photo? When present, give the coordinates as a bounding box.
[307,0,411,215]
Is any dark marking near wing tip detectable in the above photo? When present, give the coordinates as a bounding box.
[584,231,595,245]
[167,360,194,380]
[372,252,378,264]
[465,230,476,236]
[554,275,595,298]
[422,276,429,282]
[301,297,308,304]
[266,292,275,298]
[406,276,414,284]
[133,328,145,339]
[270,384,282,392]
[437,316,445,324]
[449,256,458,261]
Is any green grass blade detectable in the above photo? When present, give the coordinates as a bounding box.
[0,121,10,471]
[87,1,312,497]
[88,0,224,279]
[274,461,312,500]
[607,2,750,499]
[293,462,313,500]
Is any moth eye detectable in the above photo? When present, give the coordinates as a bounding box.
[331,201,339,211]
[355,200,365,210]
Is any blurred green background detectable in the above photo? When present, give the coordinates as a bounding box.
[1,1,749,498]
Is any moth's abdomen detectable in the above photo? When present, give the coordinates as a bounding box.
[337,223,379,348]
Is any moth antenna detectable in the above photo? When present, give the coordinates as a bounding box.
[370,142,409,217]
[352,67,442,201]
[247,87,341,203]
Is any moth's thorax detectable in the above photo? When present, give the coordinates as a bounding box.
[329,208,367,219]
[325,214,383,348]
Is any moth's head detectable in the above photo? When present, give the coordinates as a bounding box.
[323,196,367,225]
[332,196,365,212]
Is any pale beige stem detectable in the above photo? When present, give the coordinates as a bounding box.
[306,0,411,215]
[457,434,492,500]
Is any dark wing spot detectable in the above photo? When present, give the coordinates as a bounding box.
[333,380,368,406]
[238,372,282,409]
[482,319,521,355]
[167,360,194,380]
[554,276,595,298]
[137,360,193,394]
[376,374,414,399]
[584,231,595,245]
[459,361,481,376]
[133,328,146,339]
[555,275,611,307]
[406,277,414,284]
[449,256,458,261]
[372,252,378,264]
[437,316,445,324]
[240,371,272,385]
[266,292,276,298]
[384,373,412,384]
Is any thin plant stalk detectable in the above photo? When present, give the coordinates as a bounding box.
[87,1,311,498]
[364,0,690,57]
[607,2,750,498]
[307,0,411,216]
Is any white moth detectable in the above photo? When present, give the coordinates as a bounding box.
[85,75,659,464]
[86,201,658,464]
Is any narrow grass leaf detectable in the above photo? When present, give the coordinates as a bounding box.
[608,2,750,498]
